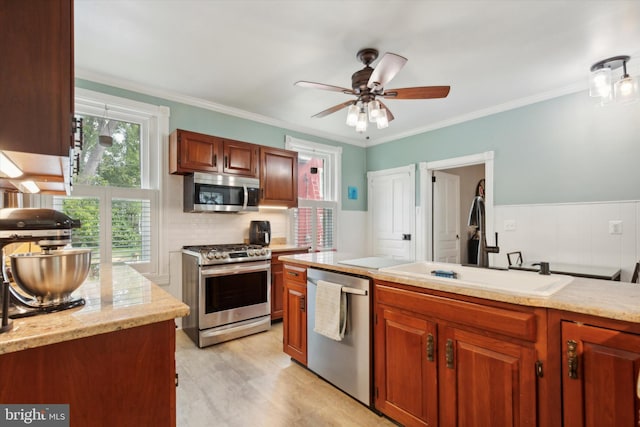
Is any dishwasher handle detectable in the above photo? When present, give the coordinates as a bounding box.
[342,286,367,296]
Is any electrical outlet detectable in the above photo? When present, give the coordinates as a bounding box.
[608,220,623,235]
[504,219,517,231]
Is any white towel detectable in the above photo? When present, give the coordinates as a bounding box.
[313,280,347,341]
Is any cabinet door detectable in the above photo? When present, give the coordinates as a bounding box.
[170,130,220,174]
[374,305,438,427]
[223,139,258,177]
[562,322,640,427]
[283,267,307,365]
[260,147,298,208]
[0,0,73,157]
[440,326,537,427]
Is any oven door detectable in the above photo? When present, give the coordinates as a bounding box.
[198,260,271,330]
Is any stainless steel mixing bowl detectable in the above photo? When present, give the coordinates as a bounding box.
[10,249,92,305]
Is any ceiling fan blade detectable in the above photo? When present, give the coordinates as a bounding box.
[377,101,395,122]
[367,53,407,89]
[295,81,354,95]
[311,100,354,118]
[382,86,451,99]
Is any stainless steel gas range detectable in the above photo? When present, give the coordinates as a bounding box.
[182,243,271,348]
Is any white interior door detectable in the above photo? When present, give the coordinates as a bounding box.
[433,170,460,263]
[368,165,415,260]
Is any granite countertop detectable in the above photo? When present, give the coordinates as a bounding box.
[0,264,189,355]
[278,252,640,323]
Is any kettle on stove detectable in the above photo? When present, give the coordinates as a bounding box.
[249,221,271,246]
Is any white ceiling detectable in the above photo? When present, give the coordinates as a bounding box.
[74,0,640,147]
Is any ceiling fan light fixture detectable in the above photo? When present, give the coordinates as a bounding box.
[367,100,381,122]
[614,74,639,103]
[376,108,389,129]
[589,67,612,98]
[355,110,368,133]
[345,104,358,126]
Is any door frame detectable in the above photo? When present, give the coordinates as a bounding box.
[418,151,494,262]
[367,164,416,259]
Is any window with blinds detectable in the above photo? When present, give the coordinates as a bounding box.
[53,197,101,264]
[112,198,151,263]
[287,137,340,252]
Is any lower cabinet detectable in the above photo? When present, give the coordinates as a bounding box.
[375,281,539,427]
[561,321,640,427]
[0,320,177,427]
[283,264,307,365]
[271,249,309,321]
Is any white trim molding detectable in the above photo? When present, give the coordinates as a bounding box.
[419,151,494,262]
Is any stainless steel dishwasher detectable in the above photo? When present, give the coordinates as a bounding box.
[307,267,371,406]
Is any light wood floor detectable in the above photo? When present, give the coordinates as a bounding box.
[175,322,396,427]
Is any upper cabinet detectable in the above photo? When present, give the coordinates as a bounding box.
[170,130,259,178]
[222,139,259,178]
[260,146,298,208]
[0,0,74,157]
[170,129,220,174]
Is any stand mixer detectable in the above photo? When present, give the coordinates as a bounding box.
[0,208,87,334]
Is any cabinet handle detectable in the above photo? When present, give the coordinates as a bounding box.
[300,296,305,312]
[214,154,217,166]
[287,271,299,277]
[446,339,454,369]
[567,339,578,379]
[426,333,434,362]
[224,156,228,168]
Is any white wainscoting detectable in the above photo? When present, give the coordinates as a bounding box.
[338,210,369,255]
[492,201,639,282]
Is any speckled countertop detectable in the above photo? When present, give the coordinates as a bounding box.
[0,264,189,355]
[278,251,640,323]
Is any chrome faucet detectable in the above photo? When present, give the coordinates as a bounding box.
[468,195,499,268]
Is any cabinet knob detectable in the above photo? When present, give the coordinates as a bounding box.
[426,333,434,362]
[445,339,454,369]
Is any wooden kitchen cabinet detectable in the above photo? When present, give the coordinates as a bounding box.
[0,0,74,157]
[223,139,259,177]
[561,321,640,427]
[0,320,178,427]
[283,264,307,365]
[169,129,221,174]
[260,146,298,208]
[375,304,438,427]
[375,281,539,427]
[271,249,309,321]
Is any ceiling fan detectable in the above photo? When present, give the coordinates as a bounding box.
[295,48,450,132]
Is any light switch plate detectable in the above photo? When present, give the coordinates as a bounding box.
[608,220,623,235]
[504,219,517,231]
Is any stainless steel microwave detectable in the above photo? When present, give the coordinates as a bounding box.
[184,172,260,213]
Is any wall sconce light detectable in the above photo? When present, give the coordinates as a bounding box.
[99,104,113,147]
[590,55,638,104]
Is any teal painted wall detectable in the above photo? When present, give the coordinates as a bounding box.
[367,91,640,205]
[76,79,367,210]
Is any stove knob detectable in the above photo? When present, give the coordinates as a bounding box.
[222,252,229,259]
[248,250,255,256]
[206,250,216,260]
[214,252,222,259]
[260,249,267,255]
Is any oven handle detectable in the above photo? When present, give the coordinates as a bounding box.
[200,263,270,277]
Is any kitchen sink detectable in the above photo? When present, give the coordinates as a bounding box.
[378,261,573,296]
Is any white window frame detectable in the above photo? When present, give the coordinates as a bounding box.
[47,89,169,276]
[285,135,341,251]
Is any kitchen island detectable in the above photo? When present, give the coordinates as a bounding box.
[0,264,189,427]
[279,251,640,427]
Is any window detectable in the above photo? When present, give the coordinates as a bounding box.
[286,136,341,252]
[50,89,166,274]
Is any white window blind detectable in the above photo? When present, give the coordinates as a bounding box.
[292,204,336,252]
[111,198,151,263]
[53,196,101,264]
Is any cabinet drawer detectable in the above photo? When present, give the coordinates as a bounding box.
[283,264,307,285]
[376,283,537,342]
